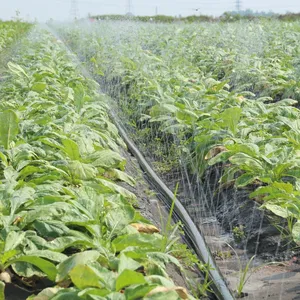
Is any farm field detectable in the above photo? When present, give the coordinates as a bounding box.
[54,20,300,298]
[0,23,209,300]
[57,20,300,248]
[1,18,300,300]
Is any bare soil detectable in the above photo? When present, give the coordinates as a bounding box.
[205,230,300,299]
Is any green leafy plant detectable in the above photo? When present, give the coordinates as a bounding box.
[0,25,201,300]
[55,20,300,246]
[232,225,246,243]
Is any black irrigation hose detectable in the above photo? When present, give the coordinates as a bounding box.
[109,112,234,300]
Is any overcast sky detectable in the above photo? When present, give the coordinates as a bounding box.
[1,0,300,22]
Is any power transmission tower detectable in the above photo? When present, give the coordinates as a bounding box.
[235,0,242,12]
[126,0,133,14]
[70,0,79,20]
[155,6,158,16]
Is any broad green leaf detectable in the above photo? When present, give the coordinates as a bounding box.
[7,62,28,78]
[19,202,81,229]
[91,150,125,169]
[9,256,57,281]
[96,179,136,201]
[31,82,47,92]
[69,264,103,289]
[144,290,180,300]
[112,233,162,252]
[62,139,80,160]
[176,109,198,124]
[292,221,300,243]
[1,249,18,265]
[4,231,26,252]
[105,169,135,186]
[106,204,135,232]
[25,250,68,263]
[250,182,294,199]
[39,138,64,151]
[51,291,82,300]
[285,169,300,179]
[118,253,141,273]
[10,187,35,215]
[74,83,87,112]
[272,181,295,193]
[48,236,93,252]
[208,151,231,166]
[235,173,257,187]
[29,287,62,300]
[78,287,110,298]
[125,284,157,300]
[56,250,100,282]
[209,80,229,92]
[68,161,97,180]
[145,275,174,287]
[147,252,181,269]
[0,110,19,149]
[116,269,146,291]
[229,153,264,172]
[85,262,117,291]
[17,166,44,180]
[33,220,70,238]
[144,261,167,277]
[0,152,8,167]
[263,204,291,219]
[226,143,260,157]
[105,292,126,300]
[219,107,242,134]
[278,117,300,134]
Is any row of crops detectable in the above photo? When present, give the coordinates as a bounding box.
[0,26,201,300]
[0,21,31,52]
[56,20,300,246]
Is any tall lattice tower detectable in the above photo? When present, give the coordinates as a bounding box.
[126,0,133,15]
[70,0,79,20]
[235,0,242,12]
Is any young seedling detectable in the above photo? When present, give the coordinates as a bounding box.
[159,183,180,252]
[226,243,255,298]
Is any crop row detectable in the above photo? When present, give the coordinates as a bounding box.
[56,21,300,244]
[0,28,198,300]
[0,21,31,52]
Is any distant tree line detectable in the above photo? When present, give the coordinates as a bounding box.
[90,11,300,23]
[89,9,300,23]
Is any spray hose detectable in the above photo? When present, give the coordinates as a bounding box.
[109,111,234,300]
